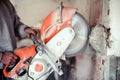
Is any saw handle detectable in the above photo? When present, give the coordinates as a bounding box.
[30,34,40,46]
[6,56,20,72]
[59,2,63,23]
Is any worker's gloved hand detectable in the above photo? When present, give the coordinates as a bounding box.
[1,52,17,65]
[24,27,39,38]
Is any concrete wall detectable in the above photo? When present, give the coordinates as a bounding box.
[104,0,120,80]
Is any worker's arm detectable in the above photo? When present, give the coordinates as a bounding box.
[8,0,38,39]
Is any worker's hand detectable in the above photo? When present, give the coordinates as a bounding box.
[1,52,17,65]
[24,27,39,38]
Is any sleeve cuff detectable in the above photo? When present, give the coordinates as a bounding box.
[0,53,2,61]
[0,61,4,69]
[0,53,4,69]
[18,25,27,38]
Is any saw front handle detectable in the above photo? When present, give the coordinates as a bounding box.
[30,34,41,46]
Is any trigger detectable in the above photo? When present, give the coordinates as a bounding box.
[6,56,20,72]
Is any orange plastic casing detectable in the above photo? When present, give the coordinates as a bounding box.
[3,45,36,78]
[40,7,77,43]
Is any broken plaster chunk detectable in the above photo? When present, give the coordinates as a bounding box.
[89,24,107,53]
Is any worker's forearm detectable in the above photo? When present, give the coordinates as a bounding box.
[17,24,27,38]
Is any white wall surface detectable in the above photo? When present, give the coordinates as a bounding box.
[107,0,120,56]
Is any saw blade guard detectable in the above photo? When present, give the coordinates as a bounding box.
[40,7,89,57]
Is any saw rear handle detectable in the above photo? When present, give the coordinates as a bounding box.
[4,34,38,78]
[5,34,37,73]
[6,56,20,72]
[5,56,27,77]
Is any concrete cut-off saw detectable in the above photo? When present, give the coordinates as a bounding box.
[3,2,89,80]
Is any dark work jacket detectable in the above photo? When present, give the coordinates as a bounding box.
[0,0,27,52]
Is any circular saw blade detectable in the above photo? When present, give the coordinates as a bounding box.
[65,12,90,57]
